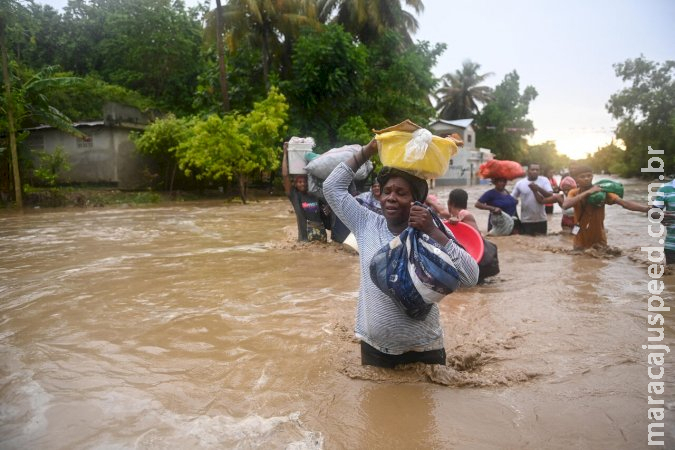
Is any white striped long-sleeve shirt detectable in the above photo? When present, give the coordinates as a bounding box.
[324,163,479,355]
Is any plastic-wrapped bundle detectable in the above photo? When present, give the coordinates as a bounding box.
[488,213,515,236]
[375,129,458,180]
[478,160,525,180]
[588,179,624,206]
[369,204,462,320]
[304,144,373,181]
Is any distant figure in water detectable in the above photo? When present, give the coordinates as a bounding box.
[444,189,479,231]
[544,167,560,215]
[557,176,577,233]
[513,163,555,236]
[323,139,478,369]
[282,142,331,242]
[474,177,519,235]
[562,164,649,250]
[447,189,500,283]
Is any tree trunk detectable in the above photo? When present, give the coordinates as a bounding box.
[261,28,270,91]
[169,162,177,194]
[0,17,22,208]
[238,174,247,204]
[214,0,229,112]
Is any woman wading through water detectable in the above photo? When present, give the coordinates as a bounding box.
[323,139,478,369]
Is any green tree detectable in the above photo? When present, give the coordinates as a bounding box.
[524,140,570,173]
[283,23,367,144]
[476,71,538,161]
[358,32,442,131]
[33,146,71,187]
[131,114,194,191]
[606,56,674,176]
[176,87,288,203]
[11,3,63,69]
[585,141,628,175]
[322,0,424,45]
[56,0,203,114]
[1,0,83,208]
[48,74,155,122]
[219,0,316,90]
[214,0,230,111]
[434,60,493,120]
[193,42,266,114]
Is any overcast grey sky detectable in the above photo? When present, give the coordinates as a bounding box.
[37,0,675,159]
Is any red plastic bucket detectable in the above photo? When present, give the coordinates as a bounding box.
[442,221,484,262]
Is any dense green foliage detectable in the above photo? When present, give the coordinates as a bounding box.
[133,88,288,202]
[3,0,671,209]
[475,71,538,161]
[580,141,627,175]
[523,140,570,173]
[33,146,71,186]
[358,32,442,132]
[283,23,367,145]
[606,56,674,176]
[131,113,194,190]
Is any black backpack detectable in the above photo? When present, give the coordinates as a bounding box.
[478,238,500,281]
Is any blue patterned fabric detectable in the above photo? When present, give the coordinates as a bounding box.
[369,203,462,320]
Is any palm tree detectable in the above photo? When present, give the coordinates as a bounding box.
[214,0,230,112]
[0,59,83,207]
[320,0,424,45]
[214,0,317,90]
[434,60,493,120]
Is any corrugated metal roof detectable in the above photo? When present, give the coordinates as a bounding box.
[429,118,474,128]
[26,121,105,131]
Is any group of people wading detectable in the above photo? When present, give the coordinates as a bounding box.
[282,137,670,369]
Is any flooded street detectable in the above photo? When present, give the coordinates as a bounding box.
[1,176,674,449]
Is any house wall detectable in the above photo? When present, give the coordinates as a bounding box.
[429,124,476,151]
[27,126,154,189]
[427,124,496,186]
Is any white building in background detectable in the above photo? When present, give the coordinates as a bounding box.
[428,118,494,186]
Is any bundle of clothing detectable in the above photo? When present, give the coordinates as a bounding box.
[369,202,463,320]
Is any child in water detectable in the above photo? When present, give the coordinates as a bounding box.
[562,164,649,250]
[557,176,577,233]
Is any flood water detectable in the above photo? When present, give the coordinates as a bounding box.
[1,176,674,449]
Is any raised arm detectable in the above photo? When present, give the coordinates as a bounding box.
[615,197,649,213]
[347,138,378,172]
[323,139,378,233]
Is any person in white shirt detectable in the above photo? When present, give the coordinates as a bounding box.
[511,163,555,235]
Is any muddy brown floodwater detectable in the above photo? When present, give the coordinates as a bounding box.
[1,175,673,449]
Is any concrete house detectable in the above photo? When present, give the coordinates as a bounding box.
[428,118,494,186]
[24,103,156,189]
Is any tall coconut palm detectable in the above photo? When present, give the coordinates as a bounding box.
[1,0,83,207]
[320,0,424,45]
[435,60,493,120]
[214,0,317,90]
[214,0,229,112]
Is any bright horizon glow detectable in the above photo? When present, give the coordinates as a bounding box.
[528,129,615,160]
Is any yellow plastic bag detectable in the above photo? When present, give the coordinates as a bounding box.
[375,130,458,179]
